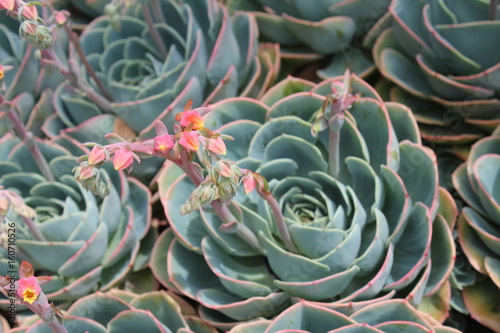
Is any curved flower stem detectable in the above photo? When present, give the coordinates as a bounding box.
[22,217,46,242]
[490,0,498,20]
[152,0,166,24]
[258,191,299,254]
[63,25,114,102]
[26,294,68,333]
[142,3,167,60]
[5,103,55,182]
[181,160,263,254]
[4,44,32,101]
[41,49,113,112]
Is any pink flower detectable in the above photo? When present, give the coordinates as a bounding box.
[180,110,204,130]
[88,146,107,165]
[0,0,14,10]
[54,10,69,25]
[207,136,226,155]
[17,276,41,304]
[112,148,134,170]
[154,134,174,153]
[242,173,257,194]
[179,132,199,151]
[78,165,95,180]
[20,4,38,21]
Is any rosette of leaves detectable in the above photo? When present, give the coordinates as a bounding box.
[451,125,500,332]
[0,11,66,137]
[230,299,461,333]
[46,0,279,147]
[0,134,152,302]
[373,0,500,144]
[151,74,456,329]
[12,289,216,332]
[225,0,391,79]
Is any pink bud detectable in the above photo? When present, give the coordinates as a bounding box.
[180,110,204,130]
[242,173,257,194]
[20,5,38,21]
[17,276,41,304]
[79,165,95,180]
[112,148,134,170]
[154,134,174,153]
[179,131,199,151]
[88,146,107,165]
[0,0,14,11]
[207,136,226,155]
[54,10,69,25]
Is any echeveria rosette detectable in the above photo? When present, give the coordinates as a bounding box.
[13,289,216,332]
[226,0,391,79]
[46,0,279,147]
[229,299,461,333]
[452,126,500,332]
[151,74,456,329]
[373,0,500,144]
[0,134,153,303]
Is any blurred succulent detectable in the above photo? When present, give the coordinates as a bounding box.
[0,11,66,137]
[373,0,500,144]
[452,125,500,332]
[225,0,391,79]
[0,133,153,304]
[12,289,216,332]
[229,299,461,333]
[45,0,279,159]
[150,73,456,329]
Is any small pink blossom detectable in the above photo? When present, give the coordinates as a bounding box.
[78,165,95,180]
[17,276,41,305]
[180,110,204,130]
[179,132,199,151]
[20,4,38,21]
[54,10,70,25]
[154,134,174,153]
[207,136,226,155]
[242,173,257,194]
[0,0,14,11]
[88,146,107,165]
[112,148,134,170]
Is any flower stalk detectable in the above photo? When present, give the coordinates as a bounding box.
[2,101,55,182]
[142,3,168,59]
[258,190,299,254]
[62,24,114,102]
[490,0,498,20]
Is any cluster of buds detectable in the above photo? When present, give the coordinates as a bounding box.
[0,261,66,332]
[311,70,359,136]
[73,101,270,215]
[0,186,35,220]
[180,160,243,214]
[0,0,54,49]
[103,0,134,31]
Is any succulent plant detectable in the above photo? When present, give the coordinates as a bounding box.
[45,0,279,151]
[0,133,153,303]
[225,0,391,79]
[452,125,500,332]
[150,73,456,329]
[229,299,461,333]
[373,0,500,144]
[11,289,216,332]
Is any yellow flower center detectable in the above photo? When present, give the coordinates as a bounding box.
[0,70,4,80]
[22,288,37,304]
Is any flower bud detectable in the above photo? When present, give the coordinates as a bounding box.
[18,4,38,21]
[0,0,14,11]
